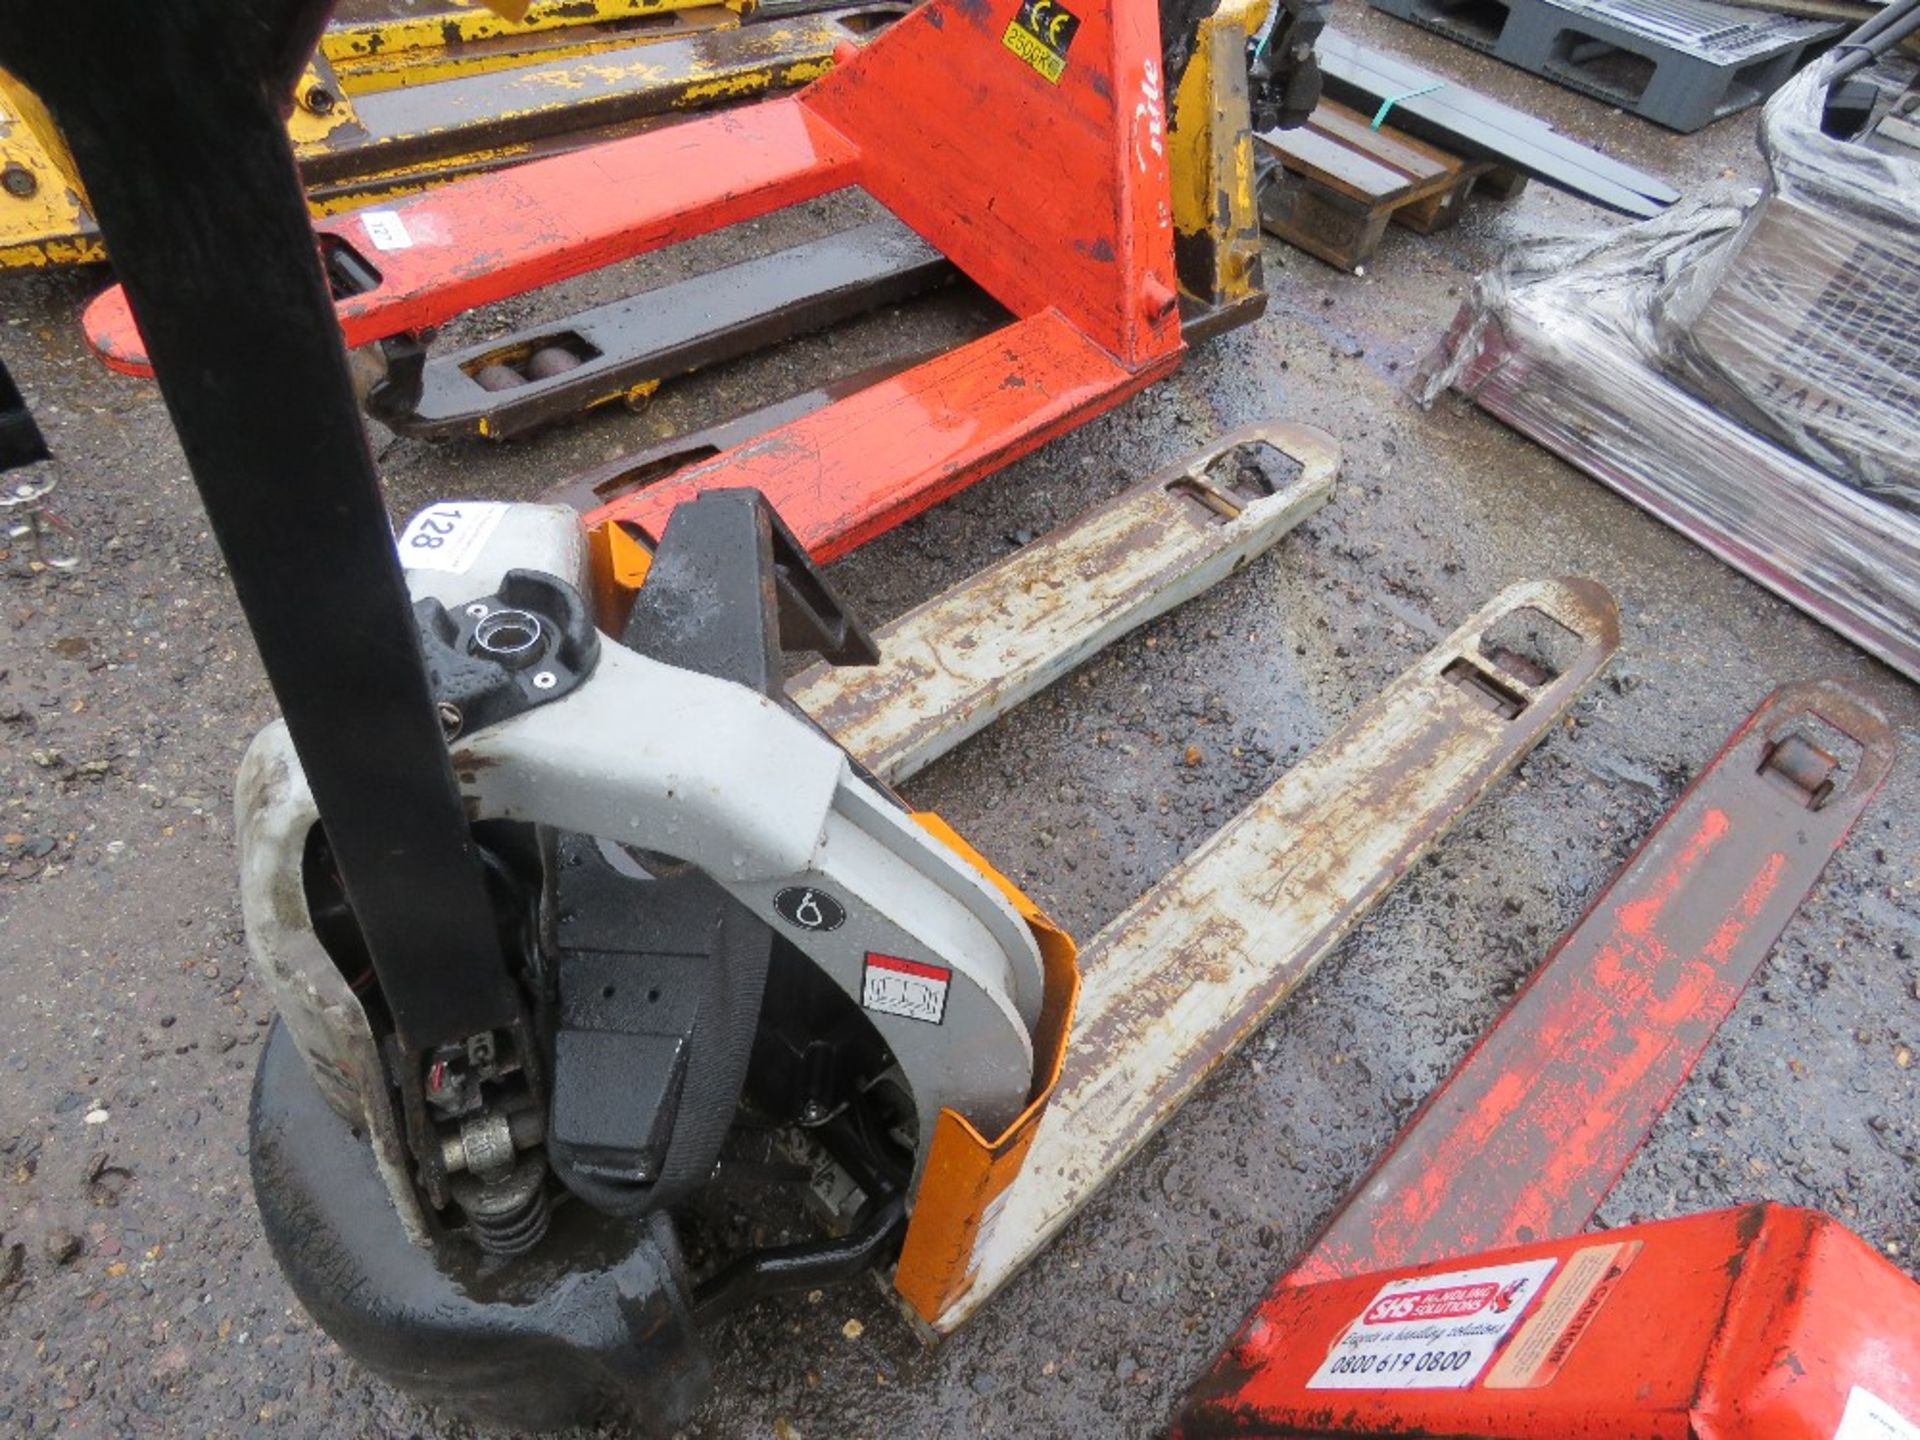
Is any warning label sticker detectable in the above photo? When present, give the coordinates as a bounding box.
[397,501,507,574]
[1306,1258,1557,1391]
[861,953,951,1025]
[1002,0,1080,84]
[1486,1241,1640,1390]
[1835,1386,1920,1440]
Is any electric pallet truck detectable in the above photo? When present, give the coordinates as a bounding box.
[1,0,1619,1429]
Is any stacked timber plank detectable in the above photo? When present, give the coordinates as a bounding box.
[1255,102,1528,272]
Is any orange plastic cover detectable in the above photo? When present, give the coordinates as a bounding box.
[584,519,653,634]
[892,812,1079,1325]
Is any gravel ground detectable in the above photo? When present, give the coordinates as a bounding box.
[1,4,1915,1437]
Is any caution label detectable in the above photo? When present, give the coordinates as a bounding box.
[1485,1241,1640,1389]
[862,952,951,1024]
[1002,0,1079,83]
[1307,1258,1556,1391]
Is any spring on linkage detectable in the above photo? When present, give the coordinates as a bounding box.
[457,1160,552,1257]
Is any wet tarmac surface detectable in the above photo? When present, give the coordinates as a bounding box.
[1,4,1914,1436]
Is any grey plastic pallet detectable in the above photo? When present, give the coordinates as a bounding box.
[1367,0,1841,131]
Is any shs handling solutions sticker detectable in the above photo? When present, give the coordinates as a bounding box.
[1307,1258,1558,1391]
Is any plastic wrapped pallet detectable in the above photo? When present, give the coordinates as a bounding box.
[1655,58,1920,509]
[1417,204,1920,682]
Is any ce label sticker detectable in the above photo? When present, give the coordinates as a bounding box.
[1002,0,1080,83]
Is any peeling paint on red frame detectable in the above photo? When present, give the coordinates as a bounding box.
[1178,680,1900,1436]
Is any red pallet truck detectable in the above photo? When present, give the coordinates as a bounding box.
[1176,681,1913,1440]
[77,0,1319,557]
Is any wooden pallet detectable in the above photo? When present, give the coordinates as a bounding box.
[1255,101,1527,272]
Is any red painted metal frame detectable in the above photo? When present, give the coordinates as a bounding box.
[1177,679,1899,1434]
[84,0,1186,559]
[1177,1206,1920,1439]
[88,99,862,367]
[1291,678,1896,1286]
[601,313,1143,561]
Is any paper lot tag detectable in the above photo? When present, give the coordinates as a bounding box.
[397,502,507,574]
[360,209,414,252]
[1835,1386,1920,1440]
[1307,1258,1558,1391]
[1002,0,1080,83]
